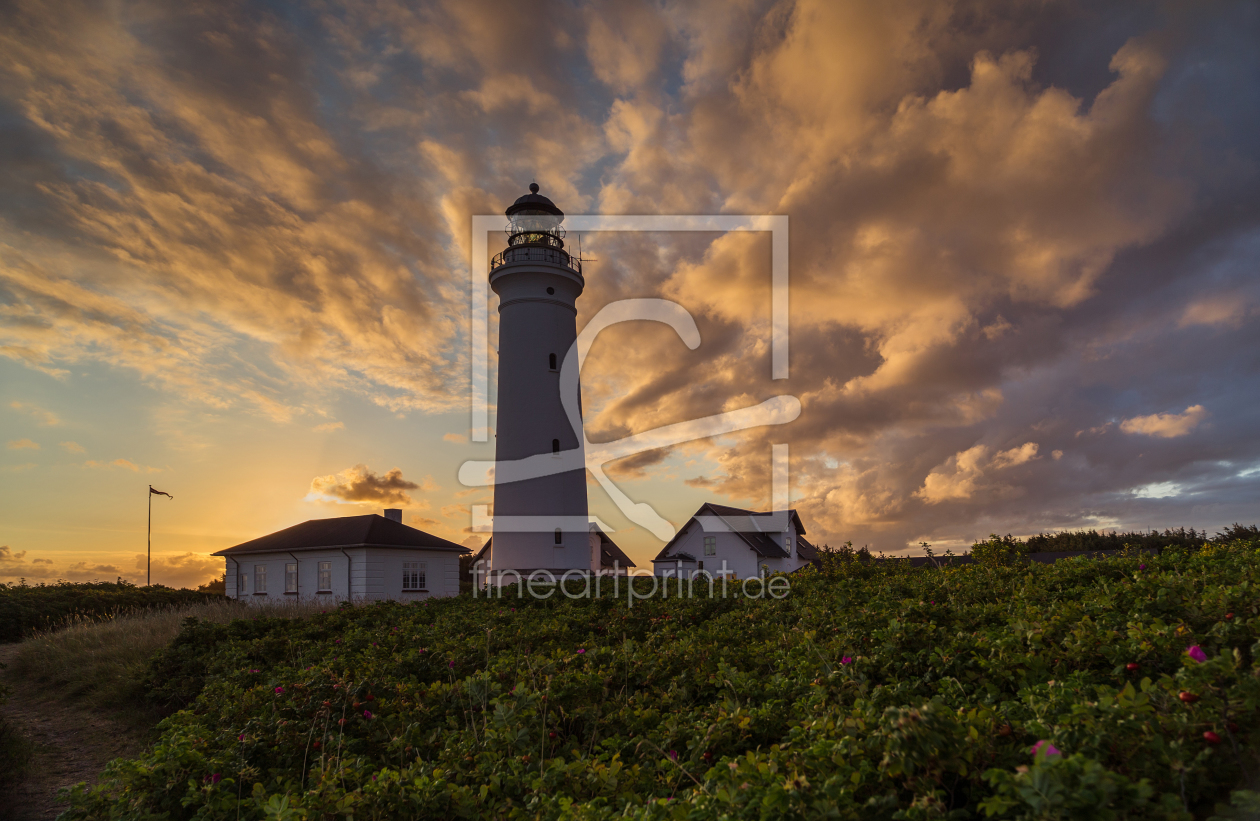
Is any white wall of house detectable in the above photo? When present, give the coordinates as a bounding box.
[652,517,811,579]
[224,548,462,603]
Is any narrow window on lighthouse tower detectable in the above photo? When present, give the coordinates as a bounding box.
[552,438,560,455]
[554,528,563,545]
[549,353,557,371]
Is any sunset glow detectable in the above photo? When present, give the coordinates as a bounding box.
[1,0,1257,587]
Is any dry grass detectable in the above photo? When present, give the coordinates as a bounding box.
[5,598,328,718]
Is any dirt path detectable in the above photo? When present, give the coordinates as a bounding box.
[0,645,150,821]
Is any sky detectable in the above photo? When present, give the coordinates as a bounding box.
[1,0,1258,588]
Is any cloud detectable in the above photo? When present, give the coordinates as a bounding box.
[1120,405,1208,438]
[313,421,344,433]
[605,448,671,480]
[307,464,421,506]
[84,458,141,471]
[66,562,122,575]
[60,441,86,453]
[442,432,468,443]
[134,552,222,588]
[1179,295,1254,328]
[0,545,58,581]
[9,401,61,426]
[0,546,125,583]
[916,443,1039,505]
[7,438,39,450]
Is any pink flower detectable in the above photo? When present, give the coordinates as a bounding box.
[1187,645,1208,663]
[364,709,373,719]
[204,773,221,784]
[238,734,245,742]
[1030,740,1061,757]
[448,661,455,668]
[668,750,678,761]
[1138,564,1146,571]
[577,648,586,654]
[250,669,259,673]
[274,686,284,694]
[840,656,853,665]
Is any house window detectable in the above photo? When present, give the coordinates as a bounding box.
[549,353,557,370]
[402,561,426,591]
[786,535,793,556]
[238,572,247,596]
[554,528,563,545]
[703,536,716,556]
[285,562,297,593]
[317,561,332,592]
[698,560,704,571]
[253,564,267,595]
[552,438,560,455]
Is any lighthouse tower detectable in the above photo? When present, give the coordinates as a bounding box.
[488,184,589,576]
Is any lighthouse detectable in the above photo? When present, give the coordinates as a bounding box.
[488,184,590,576]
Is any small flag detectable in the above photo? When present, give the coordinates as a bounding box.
[149,485,173,499]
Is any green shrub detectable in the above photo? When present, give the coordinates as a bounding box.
[970,534,1028,567]
[0,579,221,644]
[63,542,1260,819]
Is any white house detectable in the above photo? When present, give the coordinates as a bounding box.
[651,503,817,580]
[215,509,471,603]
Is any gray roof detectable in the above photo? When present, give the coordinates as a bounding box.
[591,525,636,568]
[212,514,470,557]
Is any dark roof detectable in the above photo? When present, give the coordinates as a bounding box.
[795,534,819,564]
[653,503,807,562]
[591,525,636,568]
[466,527,637,569]
[212,514,471,557]
[654,551,696,562]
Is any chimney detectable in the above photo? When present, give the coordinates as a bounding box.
[383,508,403,523]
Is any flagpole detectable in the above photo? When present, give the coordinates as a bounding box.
[147,486,152,587]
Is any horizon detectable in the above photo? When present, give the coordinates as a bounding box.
[2,0,1259,588]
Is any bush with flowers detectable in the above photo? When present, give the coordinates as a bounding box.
[61,539,1260,819]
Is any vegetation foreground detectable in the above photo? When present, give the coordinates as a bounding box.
[64,543,1260,819]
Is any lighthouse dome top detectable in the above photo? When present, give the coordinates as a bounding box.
[506,183,564,219]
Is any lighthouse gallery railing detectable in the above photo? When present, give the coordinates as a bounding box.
[490,245,582,276]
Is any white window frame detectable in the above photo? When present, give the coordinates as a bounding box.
[317,560,332,593]
[238,572,247,597]
[253,564,267,595]
[402,561,426,591]
[285,562,298,593]
[786,535,793,556]
[703,536,716,556]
